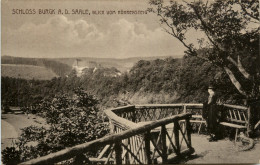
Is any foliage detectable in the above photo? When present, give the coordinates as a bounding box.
[2,56,243,108]
[2,89,109,163]
[148,0,259,134]
[2,147,21,165]
[1,77,52,107]
[148,0,259,100]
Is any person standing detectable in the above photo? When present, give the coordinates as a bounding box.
[203,85,219,142]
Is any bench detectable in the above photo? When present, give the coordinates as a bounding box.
[179,115,206,134]
[219,104,248,142]
[182,104,248,141]
[190,115,206,134]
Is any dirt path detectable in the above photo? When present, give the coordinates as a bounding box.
[1,114,48,150]
[184,134,260,164]
[1,120,18,139]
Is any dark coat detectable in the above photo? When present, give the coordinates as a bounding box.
[203,94,219,134]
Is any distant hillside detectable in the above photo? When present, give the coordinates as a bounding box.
[1,64,57,80]
[1,56,241,108]
[2,56,72,77]
[53,56,175,72]
[2,55,179,76]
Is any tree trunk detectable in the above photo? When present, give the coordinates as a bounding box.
[223,67,247,96]
[247,99,260,137]
[223,67,260,137]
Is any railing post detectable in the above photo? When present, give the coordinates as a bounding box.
[144,131,152,164]
[114,141,122,164]
[109,119,115,133]
[132,106,137,122]
[174,121,180,154]
[185,117,192,148]
[182,105,187,132]
[161,125,168,163]
[183,104,187,114]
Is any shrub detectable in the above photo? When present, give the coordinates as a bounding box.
[2,88,109,163]
[2,147,21,165]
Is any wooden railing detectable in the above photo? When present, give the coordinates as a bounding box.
[105,104,203,164]
[20,113,193,164]
[109,104,205,134]
[111,104,203,124]
[19,103,248,164]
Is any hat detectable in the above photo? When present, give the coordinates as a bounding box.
[208,85,215,89]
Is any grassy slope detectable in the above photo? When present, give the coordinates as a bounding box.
[1,64,58,80]
[2,56,72,77]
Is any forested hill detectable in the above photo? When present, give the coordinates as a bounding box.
[2,56,72,77]
[1,55,175,78]
[52,56,173,72]
[1,56,242,108]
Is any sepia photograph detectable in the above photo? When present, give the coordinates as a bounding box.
[1,0,260,164]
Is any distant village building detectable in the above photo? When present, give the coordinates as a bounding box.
[72,59,100,77]
[72,59,122,77]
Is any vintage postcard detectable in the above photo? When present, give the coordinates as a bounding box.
[1,0,259,164]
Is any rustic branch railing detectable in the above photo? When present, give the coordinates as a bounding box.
[19,103,248,164]
[20,113,193,165]
[110,104,203,124]
[105,104,202,164]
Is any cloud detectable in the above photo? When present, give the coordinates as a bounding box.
[14,16,102,46]
[3,15,187,58]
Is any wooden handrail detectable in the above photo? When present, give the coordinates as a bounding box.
[184,104,203,109]
[107,103,247,134]
[107,104,204,127]
[135,104,183,108]
[108,104,202,128]
[105,108,138,129]
[223,104,248,110]
[133,104,247,110]
[20,113,191,165]
[135,103,203,108]
[110,105,135,114]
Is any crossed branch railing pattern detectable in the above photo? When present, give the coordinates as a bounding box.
[19,103,248,164]
[105,104,201,164]
[19,112,193,164]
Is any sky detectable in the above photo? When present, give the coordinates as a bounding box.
[2,0,204,59]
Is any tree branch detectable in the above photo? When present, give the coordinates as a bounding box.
[224,66,247,96]
[188,2,254,81]
[227,56,251,79]
[189,3,228,53]
[189,4,214,35]
[237,55,251,79]
[227,56,238,66]
[239,3,259,22]
[158,13,197,56]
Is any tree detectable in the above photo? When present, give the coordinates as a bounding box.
[149,0,259,135]
[2,88,109,163]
